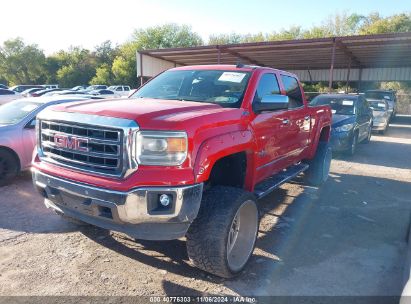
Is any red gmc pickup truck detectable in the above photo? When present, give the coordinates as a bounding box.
[32,64,332,278]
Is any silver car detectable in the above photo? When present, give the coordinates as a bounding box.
[368,99,390,134]
[0,96,100,185]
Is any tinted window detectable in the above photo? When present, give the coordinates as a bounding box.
[0,89,14,95]
[280,75,303,108]
[254,73,280,103]
[124,87,130,91]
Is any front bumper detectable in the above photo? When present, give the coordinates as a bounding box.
[330,130,352,152]
[32,169,203,240]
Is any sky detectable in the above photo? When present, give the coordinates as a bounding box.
[0,0,410,54]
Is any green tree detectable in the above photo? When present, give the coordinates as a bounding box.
[94,40,118,66]
[0,38,46,85]
[55,46,96,87]
[90,63,112,85]
[111,23,203,86]
[359,13,411,34]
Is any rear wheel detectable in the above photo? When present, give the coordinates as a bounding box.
[304,141,332,186]
[0,149,19,186]
[186,186,258,278]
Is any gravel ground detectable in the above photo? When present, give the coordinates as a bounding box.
[0,115,410,299]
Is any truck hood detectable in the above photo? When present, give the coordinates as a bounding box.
[49,98,245,131]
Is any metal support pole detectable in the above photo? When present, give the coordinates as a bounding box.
[139,52,144,87]
[328,39,336,93]
[345,57,351,93]
[358,68,363,92]
[307,67,313,84]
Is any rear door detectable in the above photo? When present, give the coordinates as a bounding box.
[279,74,310,164]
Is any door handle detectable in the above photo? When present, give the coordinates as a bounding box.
[282,119,290,125]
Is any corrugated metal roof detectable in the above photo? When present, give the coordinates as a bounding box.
[139,32,411,71]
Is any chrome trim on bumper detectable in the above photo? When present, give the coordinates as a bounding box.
[32,169,203,240]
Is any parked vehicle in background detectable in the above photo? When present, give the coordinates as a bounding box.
[31,88,63,97]
[365,90,397,119]
[9,85,44,93]
[32,65,332,278]
[0,84,8,89]
[21,88,45,97]
[0,89,21,105]
[107,85,131,96]
[71,85,88,91]
[310,94,373,155]
[89,89,121,98]
[48,90,88,96]
[0,96,101,185]
[368,99,390,134]
[42,84,59,89]
[84,85,107,91]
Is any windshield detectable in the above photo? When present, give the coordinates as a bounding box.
[369,100,387,111]
[130,69,251,107]
[311,95,356,115]
[365,91,392,101]
[0,100,41,125]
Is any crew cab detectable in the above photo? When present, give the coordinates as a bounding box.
[32,65,332,278]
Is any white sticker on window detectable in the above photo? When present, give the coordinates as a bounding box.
[384,95,391,100]
[378,103,386,108]
[218,72,246,83]
[22,105,37,112]
[331,109,337,114]
[342,100,354,106]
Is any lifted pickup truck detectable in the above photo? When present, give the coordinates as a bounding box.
[32,65,332,278]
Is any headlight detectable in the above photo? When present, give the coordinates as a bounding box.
[136,131,187,166]
[335,123,354,132]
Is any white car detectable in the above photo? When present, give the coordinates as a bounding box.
[0,95,102,185]
[89,89,121,98]
[0,89,21,105]
[107,85,131,96]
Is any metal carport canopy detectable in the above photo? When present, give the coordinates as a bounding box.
[137,32,411,86]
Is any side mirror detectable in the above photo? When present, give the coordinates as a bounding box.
[253,95,289,113]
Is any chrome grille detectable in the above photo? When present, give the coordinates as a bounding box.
[39,120,123,176]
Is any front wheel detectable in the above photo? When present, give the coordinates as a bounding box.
[0,149,19,187]
[346,133,358,156]
[362,125,372,144]
[186,186,259,278]
[304,141,332,187]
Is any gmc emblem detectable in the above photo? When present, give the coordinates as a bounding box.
[53,135,89,152]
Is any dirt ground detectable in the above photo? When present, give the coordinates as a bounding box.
[0,115,410,299]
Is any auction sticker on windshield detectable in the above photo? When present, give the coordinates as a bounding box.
[218,72,246,83]
[342,100,354,106]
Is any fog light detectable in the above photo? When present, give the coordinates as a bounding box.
[159,194,171,207]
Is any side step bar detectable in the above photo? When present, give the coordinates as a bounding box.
[254,163,309,199]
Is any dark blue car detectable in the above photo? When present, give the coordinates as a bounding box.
[310,94,373,155]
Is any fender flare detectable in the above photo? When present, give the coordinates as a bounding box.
[193,130,256,183]
[308,118,331,160]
